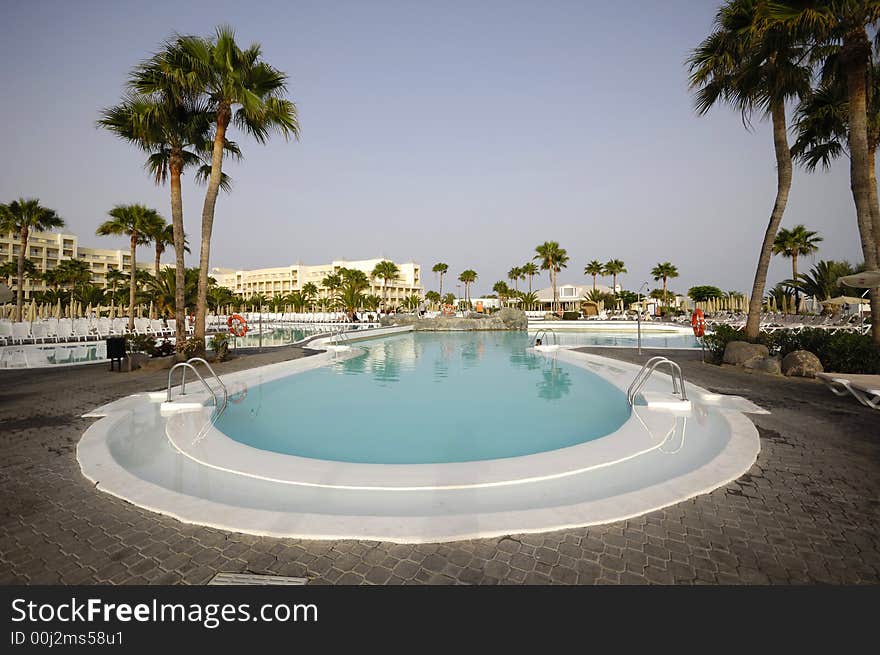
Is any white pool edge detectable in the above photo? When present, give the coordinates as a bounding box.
[77,331,763,544]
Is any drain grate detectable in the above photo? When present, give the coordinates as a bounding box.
[208,572,308,585]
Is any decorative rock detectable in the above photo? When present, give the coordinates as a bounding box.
[744,355,782,375]
[723,341,769,366]
[782,350,824,378]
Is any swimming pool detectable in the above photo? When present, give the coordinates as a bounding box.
[528,322,703,349]
[217,333,631,464]
[78,327,762,542]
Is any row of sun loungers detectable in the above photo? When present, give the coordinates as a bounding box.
[0,317,188,345]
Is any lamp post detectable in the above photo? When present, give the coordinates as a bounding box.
[637,281,649,355]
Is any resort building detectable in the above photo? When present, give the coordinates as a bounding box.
[211,258,423,305]
[0,229,157,298]
[534,283,616,312]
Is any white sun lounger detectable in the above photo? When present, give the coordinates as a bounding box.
[817,373,880,410]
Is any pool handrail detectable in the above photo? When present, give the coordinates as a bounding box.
[531,328,558,346]
[166,357,229,418]
[627,356,688,405]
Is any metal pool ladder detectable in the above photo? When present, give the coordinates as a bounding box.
[531,328,558,346]
[627,356,688,406]
[166,356,229,417]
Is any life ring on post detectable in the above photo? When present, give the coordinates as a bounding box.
[691,308,706,337]
[228,313,248,337]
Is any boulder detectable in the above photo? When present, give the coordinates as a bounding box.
[723,341,769,366]
[497,308,528,330]
[743,355,782,375]
[781,350,823,378]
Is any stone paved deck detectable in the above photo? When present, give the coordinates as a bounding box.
[1,345,878,585]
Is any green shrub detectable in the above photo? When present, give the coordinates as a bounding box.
[127,334,156,355]
[210,333,230,361]
[561,311,581,320]
[703,325,880,373]
[177,337,203,359]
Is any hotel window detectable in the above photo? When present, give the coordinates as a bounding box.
[561,287,577,298]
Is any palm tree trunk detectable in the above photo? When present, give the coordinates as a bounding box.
[438,273,443,300]
[663,277,668,303]
[169,158,187,352]
[529,274,533,294]
[792,255,799,314]
[195,105,231,346]
[866,147,880,345]
[592,274,597,293]
[551,269,557,313]
[128,234,137,331]
[744,100,792,340]
[842,29,880,345]
[15,225,27,322]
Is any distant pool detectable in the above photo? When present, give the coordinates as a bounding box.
[528,324,702,349]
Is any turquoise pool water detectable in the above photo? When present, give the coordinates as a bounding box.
[215,332,632,464]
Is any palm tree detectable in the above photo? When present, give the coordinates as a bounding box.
[441,292,456,307]
[321,272,343,308]
[432,262,448,298]
[0,199,64,321]
[0,259,38,303]
[166,26,300,345]
[689,0,811,339]
[584,260,604,292]
[249,292,267,312]
[519,291,539,310]
[791,51,880,340]
[493,281,510,306]
[301,282,318,312]
[458,270,478,306]
[507,266,523,293]
[96,204,164,330]
[521,262,539,293]
[106,267,128,316]
[363,294,382,313]
[100,67,233,350]
[146,222,190,278]
[650,262,679,303]
[772,225,823,313]
[533,242,568,312]
[603,259,627,295]
[425,290,441,309]
[795,259,858,302]
[371,260,400,309]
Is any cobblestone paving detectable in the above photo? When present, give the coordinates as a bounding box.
[1,345,878,585]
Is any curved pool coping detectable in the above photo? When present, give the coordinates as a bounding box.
[77,330,765,543]
[162,350,698,491]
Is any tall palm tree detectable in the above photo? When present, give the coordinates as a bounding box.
[772,225,823,313]
[533,242,568,312]
[99,72,232,350]
[507,266,523,293]
[372,260,400,309]
[96,204,164,330]
[584,260,604,292]
[521,262,539,293]
[689,0,811,339]
[493,281,510,306]
[458,269,478,306]
[650,262,679,303]
[603,259,627,294]
[0,199,64,321]
[301,282,318,312]
[106,267,128,315]
[147,222,190,278]
[167,26,300,345]
[432,262,448,298]
[321,272,343,308]
[791,51,880,341]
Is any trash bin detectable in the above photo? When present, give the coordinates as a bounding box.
[106,336,127,371]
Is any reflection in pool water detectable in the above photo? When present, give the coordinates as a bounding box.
[215,332,631,464]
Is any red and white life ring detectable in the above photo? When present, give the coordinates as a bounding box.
[691,308,706,337]
[227,313,248,337]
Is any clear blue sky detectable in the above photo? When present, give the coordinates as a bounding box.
[0,0,866,297]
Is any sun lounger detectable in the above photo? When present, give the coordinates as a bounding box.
[817,372,880,410]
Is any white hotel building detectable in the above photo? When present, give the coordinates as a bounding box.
[211,258,423,305]
[0,229,158,299]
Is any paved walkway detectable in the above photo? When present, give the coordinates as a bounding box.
[1,346,878,585]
